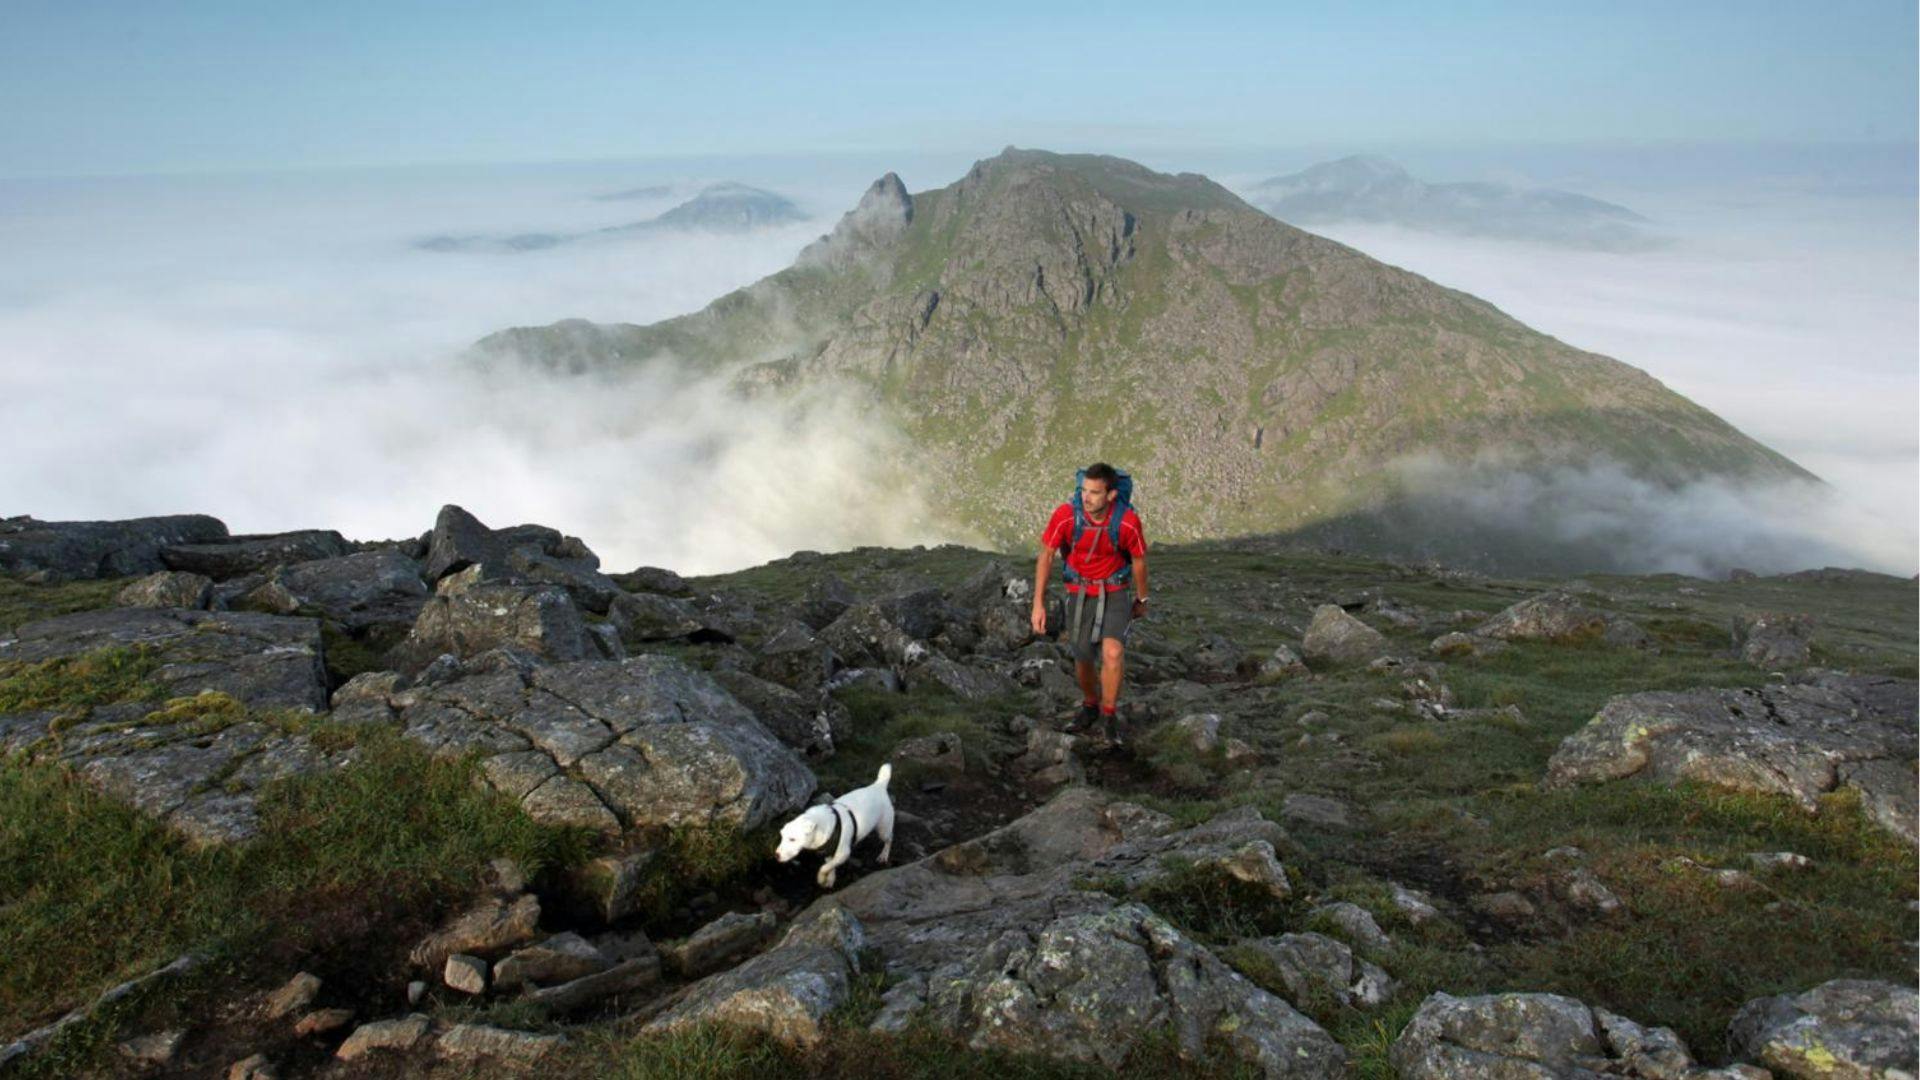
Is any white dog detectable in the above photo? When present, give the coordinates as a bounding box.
[774,763,894,889]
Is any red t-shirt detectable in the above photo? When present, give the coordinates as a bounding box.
[1041,502,1146,594]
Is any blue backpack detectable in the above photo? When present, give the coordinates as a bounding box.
[1058,467,1136,586]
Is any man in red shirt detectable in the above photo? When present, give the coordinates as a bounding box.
[1029,463,1150,736]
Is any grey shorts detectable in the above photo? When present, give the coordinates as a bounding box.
[1064,587,1132,664]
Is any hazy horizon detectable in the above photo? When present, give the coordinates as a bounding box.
[1,139,1912,576]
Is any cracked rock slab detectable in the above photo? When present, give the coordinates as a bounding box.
[925,901,1345,1077]
[1390,991,1748,1079]
[1544,672,1919,847]
[1728,978,1917,1080]
[0,607,328,712]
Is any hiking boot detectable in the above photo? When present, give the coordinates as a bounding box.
[1066,703,1099,732]
[1101,713,1129,750]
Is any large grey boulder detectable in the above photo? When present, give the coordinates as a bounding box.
[1544,672,1919,847]
[710,668,845,757]
[1302,604,1386,665]
[1390,991,1754,1079]
[239,550,428,631]
[950,560,1034,652]
[1475,591,1649,647]
[422,504,622,616]
[1236,932,1393,1009]
[159,530,350,580]
[925,902,1344,1077]
[1732,612,1814,670]
[610,565,691,597]
[818,603,921,669]
[907,653,1020,702]
[608,590,731,646]
[1728,978,1917,1079]
[115,571,215,610]
[0,513,228,580]
[370,655,814,833]
[391,567,593,672]
[647,903,865,1048]
[424,504,503,583]
[792,573,856,631]
[749,621,834,691]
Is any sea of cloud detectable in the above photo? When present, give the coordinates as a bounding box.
[1218,142,1917,575]
[0,158,971,575]
[2,145,1911,577]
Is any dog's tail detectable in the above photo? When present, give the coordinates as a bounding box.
[875,762,892,789]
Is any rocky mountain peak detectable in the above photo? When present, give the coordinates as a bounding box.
[798,172,913,268]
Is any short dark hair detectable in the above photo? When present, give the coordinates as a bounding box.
[1084,462,1119,489]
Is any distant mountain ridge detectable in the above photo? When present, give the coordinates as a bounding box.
[416,182,807,253]
[1245,156,1665,251]
[472,148,1812,556]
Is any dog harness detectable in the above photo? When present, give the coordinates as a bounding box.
[824,800,862,867]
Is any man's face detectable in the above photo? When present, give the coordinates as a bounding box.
[1082,477,1112,515]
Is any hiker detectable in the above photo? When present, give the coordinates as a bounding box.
[1030,462,1149,738]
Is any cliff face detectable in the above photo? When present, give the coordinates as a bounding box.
[474,148,1814,551]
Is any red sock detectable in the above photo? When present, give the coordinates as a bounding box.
[1100,704,1117,716]
[1082,696,1099,708]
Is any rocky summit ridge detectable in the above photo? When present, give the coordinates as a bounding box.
[2,506,1913,1077]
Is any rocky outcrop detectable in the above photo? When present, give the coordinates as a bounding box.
[924,902,1345,1077]
[647,903,866,1048]
[1475,591,1648,647]
[663,910,777,978]
[804,789,1344,1075]
[0,606,328,712]
[0,513,228,581]
[797,173,913,269]
[0,606,336,841]
[376,655,815,833]
[1543,672,1919,847]
[391,567,595,672]
[1732,612,1814,670]
[1301,604,1386,665]
[234,550,428,631]
[159,530,350,580]
[1235,932,1393,1009]
[1728,978,1917,1079]
[116,571,214,610]
[1391,991,1762,1079]
[710,668,844,757]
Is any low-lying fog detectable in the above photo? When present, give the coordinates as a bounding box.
[2,145,1911,576]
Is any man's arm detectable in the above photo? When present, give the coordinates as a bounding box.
[1131,554,1149,615]
[1030,547,1054,635]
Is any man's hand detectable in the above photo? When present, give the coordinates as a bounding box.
[1131,596,1147,619]
[1030,598,1048,637]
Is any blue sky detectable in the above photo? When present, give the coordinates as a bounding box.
[1,1,1914,177]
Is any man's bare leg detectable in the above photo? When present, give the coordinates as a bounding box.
[1075,659,1099,702]
[1099,639,1125,710]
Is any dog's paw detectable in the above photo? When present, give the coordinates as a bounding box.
[816,868,836,889]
